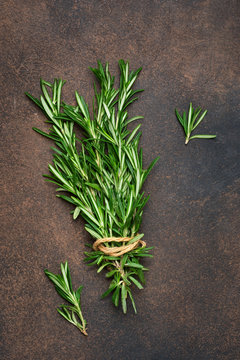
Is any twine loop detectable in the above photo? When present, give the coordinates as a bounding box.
[92,236,146,257]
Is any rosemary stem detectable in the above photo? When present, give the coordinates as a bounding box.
[75,303,88,336]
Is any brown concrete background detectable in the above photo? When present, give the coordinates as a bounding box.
[1,1,239,359]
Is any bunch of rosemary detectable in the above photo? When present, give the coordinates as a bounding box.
[26,60,159,313]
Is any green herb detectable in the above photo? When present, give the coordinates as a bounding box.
[26,60,159,314]
[175,103,216,144]
[45,262,87,335]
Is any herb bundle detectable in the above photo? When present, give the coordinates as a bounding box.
[175,103,216,144]
[45,262,87,335]
[26,60,159,313]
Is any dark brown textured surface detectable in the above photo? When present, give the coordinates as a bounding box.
[1,1,240,359]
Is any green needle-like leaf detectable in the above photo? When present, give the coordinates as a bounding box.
[189,134,217,140]
[129,276,144,289]
[121,283,127,314]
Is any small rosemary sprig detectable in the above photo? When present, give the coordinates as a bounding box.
[175,103,216,144]
[45,262,87,335]
[26,60,159,314]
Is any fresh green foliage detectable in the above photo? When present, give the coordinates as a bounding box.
[26,60,159,314]
[45,262,87,335]
[175,103,216,144]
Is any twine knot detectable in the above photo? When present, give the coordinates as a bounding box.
[92,236,146,257]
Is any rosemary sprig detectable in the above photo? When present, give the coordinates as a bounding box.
[45,262,87,335]
[26,60,159,313]
[175,103,216,144]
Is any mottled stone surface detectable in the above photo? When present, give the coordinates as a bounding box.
[1,1,239,359]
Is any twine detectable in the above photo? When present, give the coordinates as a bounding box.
[92,236,146,257]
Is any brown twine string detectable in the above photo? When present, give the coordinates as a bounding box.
[92,236,146,257]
